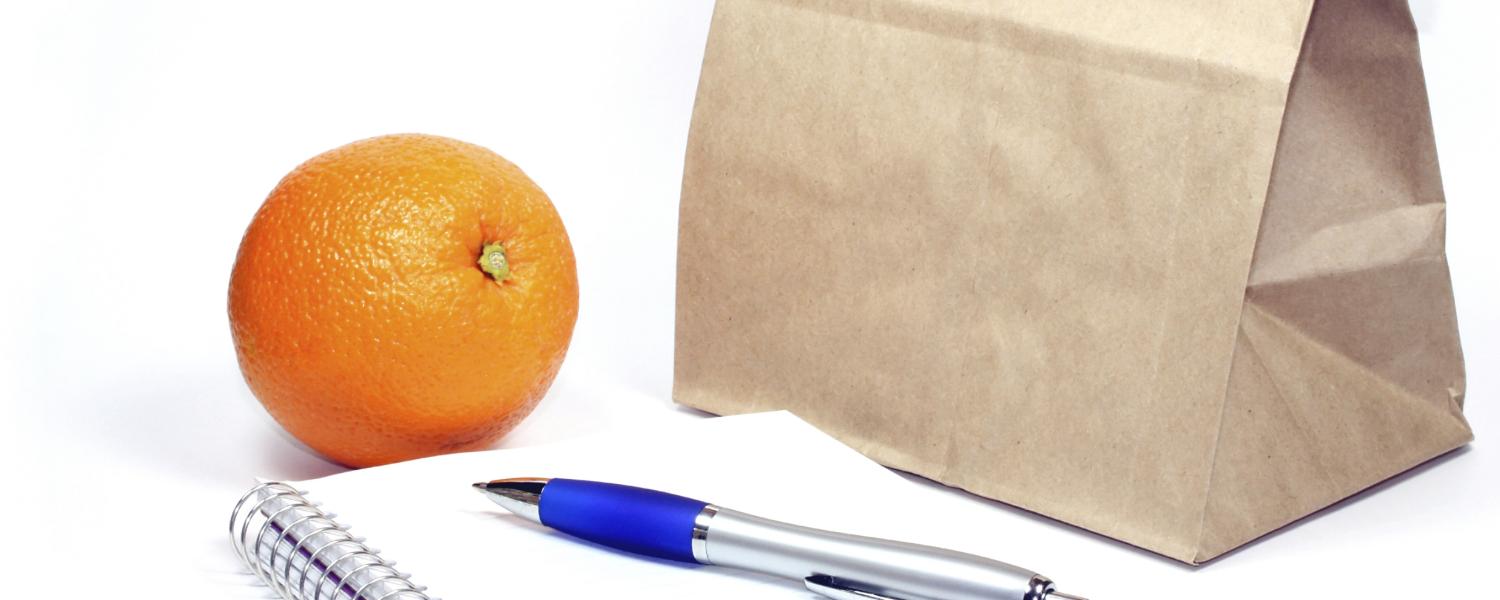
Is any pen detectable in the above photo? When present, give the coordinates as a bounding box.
[473,477,1087,600]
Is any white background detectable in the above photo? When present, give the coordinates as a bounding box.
[0,2,1494,598]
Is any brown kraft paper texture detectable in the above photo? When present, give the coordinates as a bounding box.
[674,0,1469,564]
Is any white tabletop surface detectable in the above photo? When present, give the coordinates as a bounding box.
[1,2,1495,598]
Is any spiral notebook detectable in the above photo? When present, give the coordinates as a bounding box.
[227,411,959,599]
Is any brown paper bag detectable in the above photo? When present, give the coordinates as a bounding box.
[674,0,1470,564]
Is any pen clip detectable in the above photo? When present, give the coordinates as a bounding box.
[804,575,903,600]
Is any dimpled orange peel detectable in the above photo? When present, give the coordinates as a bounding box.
[229,134,578,467]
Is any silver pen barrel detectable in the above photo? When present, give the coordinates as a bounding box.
[698,507,1057,600]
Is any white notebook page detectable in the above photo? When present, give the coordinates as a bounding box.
[280,411,950,598]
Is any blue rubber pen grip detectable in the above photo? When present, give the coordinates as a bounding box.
[538,479,709,563]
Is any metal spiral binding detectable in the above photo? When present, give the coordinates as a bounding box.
[230,482,436,600]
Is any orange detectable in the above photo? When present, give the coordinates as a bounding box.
[228,134,578,467]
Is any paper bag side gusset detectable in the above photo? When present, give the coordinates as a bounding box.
[1194,0,1470,564]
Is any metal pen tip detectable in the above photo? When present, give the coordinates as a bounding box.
[1047,592,1088,600]
[472,478,548,524]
